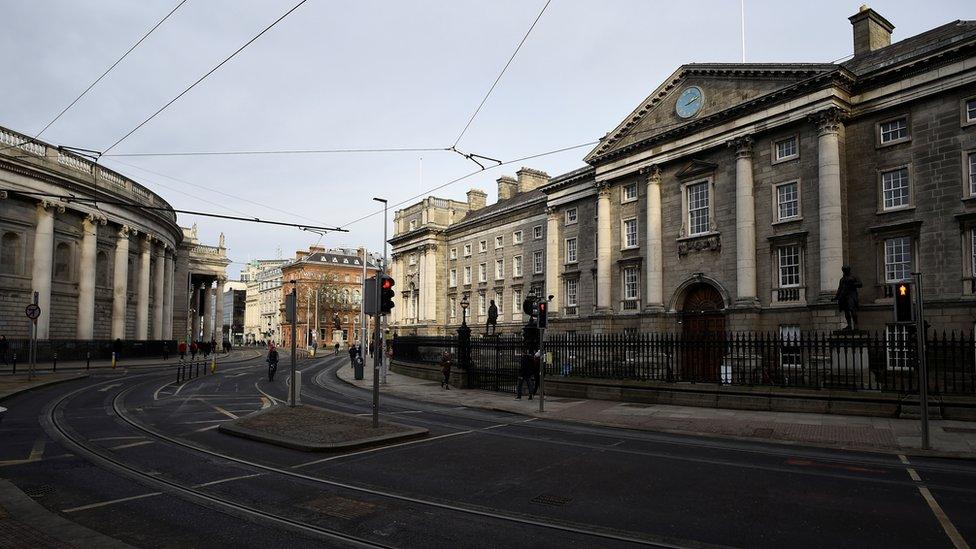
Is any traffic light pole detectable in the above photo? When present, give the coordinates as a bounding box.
[912,272,929,450]
[372,197,388,429]
[289,286,297,407]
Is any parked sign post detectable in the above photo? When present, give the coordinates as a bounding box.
[25,292,40,381]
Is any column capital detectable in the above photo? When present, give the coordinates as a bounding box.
[84,212,107,226]
[143,233,155,245]
[0,190,7,200]
[727,136,754,158]
[596,181,612,198]
[546,206,559,218]
[38,199,66,214]
[117,224,132,239]
[640,164,661,184]
[809,107,848,136]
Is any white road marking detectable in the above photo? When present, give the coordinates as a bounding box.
[89,436,147,442]
[899,454,970,548]
[28,439,46,460]
[98,383,123,392]
[192,473,262,488]
[212,405,238,419]
[178,419,226,425]
[183,424,221,434]
[292,430,474,469]
[62,492,162,513]
[152,382,174,401]
[260,396,271,409]
[254,381,283,405]
[109,440,155,450]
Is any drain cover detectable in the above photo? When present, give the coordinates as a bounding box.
[300,495,377,520]
[23,485,57,498]
[531,494,572,506]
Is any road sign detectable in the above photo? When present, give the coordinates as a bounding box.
[25,303,41,320]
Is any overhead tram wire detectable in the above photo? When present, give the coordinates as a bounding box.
[1,189,346,233]
[451,0,552,148]
[101,146,452,158]
[0,0,188,155]
[100,0,309,156]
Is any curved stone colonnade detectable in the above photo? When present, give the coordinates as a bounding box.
[0,126,196,343]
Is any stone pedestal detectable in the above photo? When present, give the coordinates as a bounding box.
[828,331,875,390]
[332,330,346,350]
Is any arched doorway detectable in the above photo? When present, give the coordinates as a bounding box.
[679,282,726,382]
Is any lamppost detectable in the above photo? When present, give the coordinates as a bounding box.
[457,293,471,381]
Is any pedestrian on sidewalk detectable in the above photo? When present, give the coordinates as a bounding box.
[516,353,535,400]
[0,335,8,365]
[190,341,198,360]
[348,342,360,368]
[112,338,123,364]
[530,351,541,398]
[162,342,169,360]
[440,350,453,390]
[334,342,340,355]
[178,341,187,360]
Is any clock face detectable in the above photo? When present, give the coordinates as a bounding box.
[675,86,704,119]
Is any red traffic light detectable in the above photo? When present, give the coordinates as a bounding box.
[382,277,394,290]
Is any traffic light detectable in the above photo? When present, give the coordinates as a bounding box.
[893,281,914,322]
[380,275,395,315]
[538,300,548,328]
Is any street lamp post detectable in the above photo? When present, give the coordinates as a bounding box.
[458,293,471,384]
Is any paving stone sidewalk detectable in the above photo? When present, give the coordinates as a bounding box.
[337,364,976,458]
[0,348,261,376]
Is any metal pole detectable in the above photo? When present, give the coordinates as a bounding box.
[29,291,38,381]
[372,197,388,428]
[539,326,545,413]
[361,245,367,350]
[290,286,298,407]
[913,272,929,450]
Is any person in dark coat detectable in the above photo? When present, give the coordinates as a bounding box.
[112,338,123,363]
[348,342,360,368]
[439,351,453,390]
[516,353,535,400]
[0,335,8,365]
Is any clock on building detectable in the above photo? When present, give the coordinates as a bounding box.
[675,86,704,118]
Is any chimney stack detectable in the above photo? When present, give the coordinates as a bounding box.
[497,176,518,201]
[516,167,550,193]
[849,5,894,56]
[467,188,487,211]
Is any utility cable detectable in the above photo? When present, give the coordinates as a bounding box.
[0,0,188,154]
[101,146,451,157]
[102,0,308,155]
[451,0,551,148]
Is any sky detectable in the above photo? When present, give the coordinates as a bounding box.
[4,0,974,278]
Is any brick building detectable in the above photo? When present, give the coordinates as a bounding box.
[390,8,976,339]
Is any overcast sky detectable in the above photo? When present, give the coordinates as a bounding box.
[5,1,974,278]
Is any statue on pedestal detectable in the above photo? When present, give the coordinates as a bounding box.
[834,265,862,331]
[486,300,498,336]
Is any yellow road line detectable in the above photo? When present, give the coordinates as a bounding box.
[62,492,163,513]
[918,486,970,549]
[212,405,238,419]
[28,439,46,461]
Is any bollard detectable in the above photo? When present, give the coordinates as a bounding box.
[53,352,57,372]
[11,352,16,375]
[194,361,199,378]
[86,351,91,371]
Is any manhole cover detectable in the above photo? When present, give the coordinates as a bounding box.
[23,485,57,498]
[531,494,572,506]
[299,495,377,520]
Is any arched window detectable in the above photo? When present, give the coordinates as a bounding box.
[342,289,350,303]
[353,290,361,303]
[0,232,21,275]
[96,250,109,287]
[54,242,72,281]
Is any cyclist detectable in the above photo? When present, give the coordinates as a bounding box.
[267,345,279,381]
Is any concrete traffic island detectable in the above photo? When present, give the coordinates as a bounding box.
[218,404,428,451]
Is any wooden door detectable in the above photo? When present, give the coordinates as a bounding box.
[680,284,726,382]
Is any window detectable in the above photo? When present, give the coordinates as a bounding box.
[494,291,503,314]
[565,279,578,307]
[778,245,801,287]
[884,236,912,282]
[533,225,543,240]
[533,250,544,274]
[478,263,487,283]
[463,244,472,257]
[881,167,911,211]
[478,294,486,316]
[96,250,109,287]
[463,266,472,285]
[775,181,799,221]
[565,208,578,225]
[687,181,710,236]
[774,136,798,162]
[623,267,639,301]
[479,240,487,253]
[495,235,503,249]
[966,151,976,197]
[0,232,21,275]
[622,218,638,249]
[879,117,909,144]
[408,219,417,231]
[967,98,976,124]
[449,269,457,287]
[495,259,504,280]
[513,230,523,244]
[622,183,637,203]
[565,238,578,263]
[512,288,522,321]
[450,247,457,260]
[450,297,457,320]
[409,254,417,266]
[513,255,523,277]
[54,242,71,281]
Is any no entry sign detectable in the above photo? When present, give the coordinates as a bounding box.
[25,303,41,320]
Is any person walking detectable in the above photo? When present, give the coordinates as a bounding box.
[516,353,535,400]
[178,341,187,360]
[439,350,453,390]
[0,335,8,365]
[267,345,279,381]
[348,342,360,369]
[112,338,123,364]
[190,341,198,360]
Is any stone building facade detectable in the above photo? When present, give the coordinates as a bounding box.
[242,258,286,344]
[389,9,976,338]
[0,126,228,345]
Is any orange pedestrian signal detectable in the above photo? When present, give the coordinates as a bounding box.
[893,282,913,323]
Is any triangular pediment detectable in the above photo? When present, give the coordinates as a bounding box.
[585,63,838,164]
[675,159,718,180]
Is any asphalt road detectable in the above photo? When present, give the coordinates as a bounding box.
[1,353,974,548]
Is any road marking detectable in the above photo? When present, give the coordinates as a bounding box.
[183,424,221,435]
[62,492,163,513]
[98,383,123,392]
[212,405,238,419]
[109,440,155,450]
[178,419,226,425]
[291,430,474,469]
[28,439,46,461]
[898,454,911,465]
[390,410,424,414]
[254,381,283,405]
[899,455,970,548]
[192,473,262,488]
[89,436,147,442]
[260,396,271,409]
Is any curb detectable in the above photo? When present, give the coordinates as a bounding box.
[0,479,134,548]
[0,373,89,404]
[218,405,429,452]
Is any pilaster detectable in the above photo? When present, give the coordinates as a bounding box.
[595,182,613,312]
[76,213,106,339]
[545,206,561,314]
[810,107,847,297]
[642,165,664,311]
[728,136,759,308]
[111,225,132,339]
[31,200,64,339]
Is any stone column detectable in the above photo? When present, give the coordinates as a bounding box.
[111,226,131,340]
[163,247,175,339]
[596,182,613,312]
[191,282,202,341]
[76,213,105,339]
[644,166,664,311]
[730,136,758,306]
[813,108,845,295]
[151,243,165,339]
[136,235,152,340]
[31,200,63,340]
[215,277,225,346]
[203,282,214,340]
[545,207,560,313]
